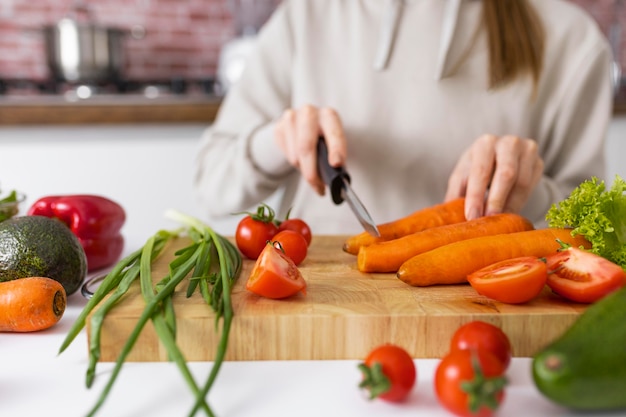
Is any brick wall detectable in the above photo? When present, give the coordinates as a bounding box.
[570,0,624,63]
[0,0,279,81]
[0,0,623,82]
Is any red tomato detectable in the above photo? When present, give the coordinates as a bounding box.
[467,256,548,304]
[246,242,306,299]
[435,349,507,417]
[450,321,512,369]
[358,344,416,402]
[545,247,626,303]
[278,218,312,246]
[272,230,308,266]
[235,215,278,260]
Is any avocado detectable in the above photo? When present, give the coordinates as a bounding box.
[532,286,626,411]
[0,215,87,295]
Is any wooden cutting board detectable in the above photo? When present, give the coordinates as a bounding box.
[92,235,586,362]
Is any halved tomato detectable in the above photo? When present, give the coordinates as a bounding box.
[246,242,307,299]
[467,257,548,304]
[544,247,626,303]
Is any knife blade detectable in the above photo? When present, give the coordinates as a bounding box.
[316,136,381,237]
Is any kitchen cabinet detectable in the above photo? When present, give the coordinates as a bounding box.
[0,124,239,240]
[0,123,287,237]
[1,117,625,241]
[0,97,221,125]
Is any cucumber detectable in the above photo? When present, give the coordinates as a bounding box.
[532,286,626,411]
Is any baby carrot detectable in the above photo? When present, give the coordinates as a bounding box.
[357,213,535,273]
[0,277,66,332]
[396,228,591,287]
[343,198,467,255]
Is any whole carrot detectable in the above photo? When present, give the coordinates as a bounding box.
[358,213,534,273]
[397,228,591,287]
[343,198,467,255]
[0,277,66,332]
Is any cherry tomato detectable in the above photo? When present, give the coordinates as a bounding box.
[467,256,548,304]
[435,349,507,417]
[235,205,279,260]
[278,218,312,246]
[246,242,306,299]
[358,344,416,402]
[545,247,626,303]
[272,230,308,266]
[450,321,512,369]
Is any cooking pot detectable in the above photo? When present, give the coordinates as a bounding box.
[43,6,140,83]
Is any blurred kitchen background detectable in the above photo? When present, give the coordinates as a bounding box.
[0,0,623,98]
[0,0,281,98]
[1,0,626,246]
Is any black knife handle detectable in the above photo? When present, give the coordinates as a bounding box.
[317,136,350,205]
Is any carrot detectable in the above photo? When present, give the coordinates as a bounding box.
[343,198,467,255]
[0,277,67,332]
[357,213,535,273]
[396,228,592,287]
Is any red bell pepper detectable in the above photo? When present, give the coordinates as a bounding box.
[27,195,126,272]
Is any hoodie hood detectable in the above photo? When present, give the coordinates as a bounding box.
[373,0,463,80]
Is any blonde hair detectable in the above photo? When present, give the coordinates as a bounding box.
[483,0,545,90]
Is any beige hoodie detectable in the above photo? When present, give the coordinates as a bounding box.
[194,0,614,234]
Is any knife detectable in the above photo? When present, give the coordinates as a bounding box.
[316,136,381,237]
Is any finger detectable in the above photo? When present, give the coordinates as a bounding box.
[318,107,347,167]
[485,135,523,215]
[295,105,325,194]
[504,141,544,213]
[464,134,497,220]
[445,152,470,202]
[276,109,298,166]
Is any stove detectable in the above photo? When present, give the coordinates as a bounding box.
[0,77,220,103]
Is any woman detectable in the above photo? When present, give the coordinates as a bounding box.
[194,0,613,234]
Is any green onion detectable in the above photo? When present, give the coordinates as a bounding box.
[58,211,242,417]
[164,210,242,417]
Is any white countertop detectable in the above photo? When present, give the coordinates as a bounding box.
[2,237,625,417]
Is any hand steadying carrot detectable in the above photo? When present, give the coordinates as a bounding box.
[357,213,535,273]
[396,228,591,287]
[343,198,467,255]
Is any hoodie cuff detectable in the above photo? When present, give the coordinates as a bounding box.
[248,123,293,178]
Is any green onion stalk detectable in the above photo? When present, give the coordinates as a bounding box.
[58,210,242,417]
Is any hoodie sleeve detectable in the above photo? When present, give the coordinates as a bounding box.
[193,2,297,217]
[521,31,614,227]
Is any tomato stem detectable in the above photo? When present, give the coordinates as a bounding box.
[555,238,572,251]
[232,203,276,223]
[460,350,508,414]
[358,362,391,399]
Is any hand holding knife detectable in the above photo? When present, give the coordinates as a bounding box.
[316,136,381,237]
